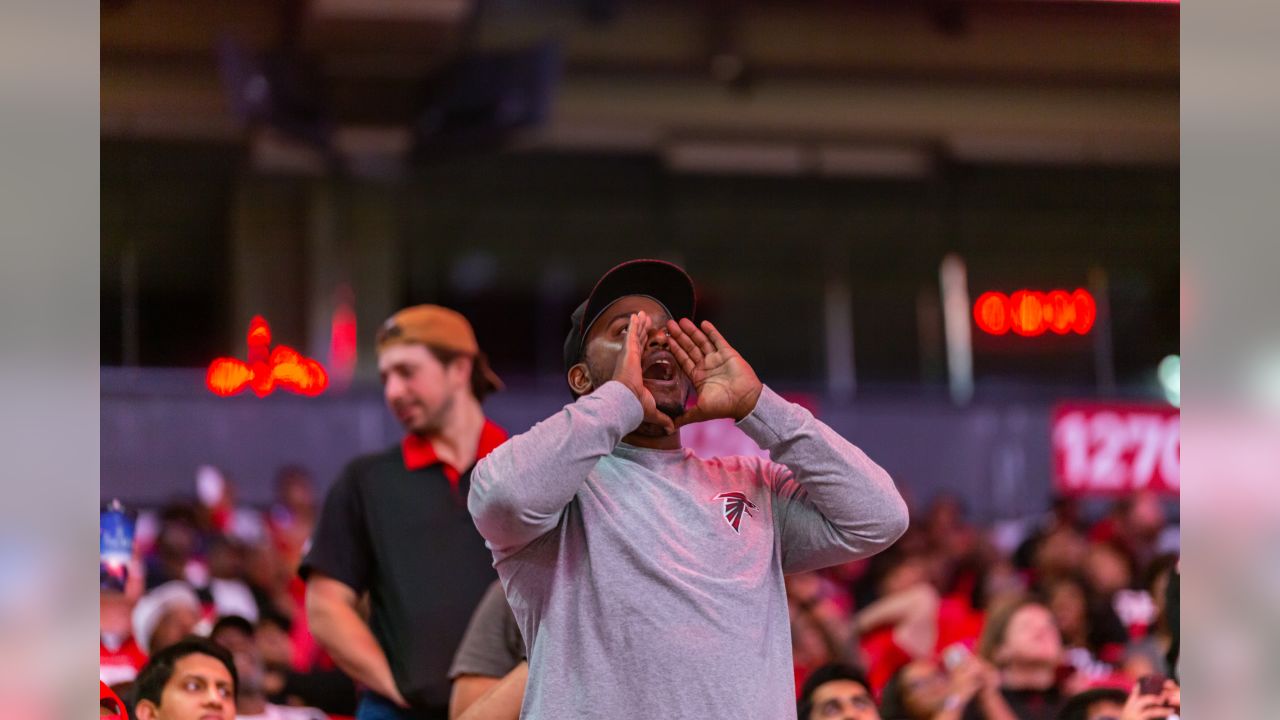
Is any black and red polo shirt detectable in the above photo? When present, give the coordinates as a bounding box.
[300,419,507,714]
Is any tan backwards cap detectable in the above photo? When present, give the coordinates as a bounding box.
[376,304,504,394]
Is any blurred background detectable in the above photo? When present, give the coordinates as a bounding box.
[101,0,1178,509]
[98,0,1179,715]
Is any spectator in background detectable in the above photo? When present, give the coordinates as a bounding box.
[922,496,983,578]
[447,580,526,719]
[977,558,1030,616]
[1013,498,1082,579]
[1141,554,1179,679]
[790,571,862,688]
[452,667,527,720]
[852,556,941,693]
[1089,492,1166,576]
[244,541,297,630]
[267,465,318,569]
[925,499,1004,622]
[209,616,327,720]
[1057,678,1180,720]
[797,663,881,720]
[1032,527,1089,587]
[145,505,204,591]
[102,557,149,688]
[242,537,324,680]
[255,613,296,687]
[102,593,149,688]
[880,660,953,720]
[1054,687,1127,720]
[1083,542,1134,603]
[133,581,204,656]
[132,636,237,720]
[203,536,260,623]
[302,304,507,719]
[196,466,266,542]
[254,612,357,716]
[968,598,1066,720]
[1042,575,1127,670]
[879,654,1014,720]
[848,542,985,695]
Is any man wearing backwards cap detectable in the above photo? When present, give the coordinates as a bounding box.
[469,259,909,719]
[301,305,508,720]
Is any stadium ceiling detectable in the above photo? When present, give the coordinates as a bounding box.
[102,0,1176,168]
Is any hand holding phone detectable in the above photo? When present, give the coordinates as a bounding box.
[942,642,973,672]
[1137,674,1167,697]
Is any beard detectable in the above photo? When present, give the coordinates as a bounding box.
[656,399,686,420]
[406,394,454,436]
[586,362,691,436]
[629,398,687,437]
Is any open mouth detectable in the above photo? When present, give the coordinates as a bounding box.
[642,353,677,384]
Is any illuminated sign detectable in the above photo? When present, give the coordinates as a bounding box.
[1052,402,1179,496]
[206,316,328,397]
[974,289,1096,336]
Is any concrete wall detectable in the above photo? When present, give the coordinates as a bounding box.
[101,368,1056,523]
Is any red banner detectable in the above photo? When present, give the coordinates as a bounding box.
[1052,402,1179,496]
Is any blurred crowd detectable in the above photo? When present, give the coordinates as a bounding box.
[101,463,1179,720]
[101,466,357,718]
[789,489,1180,720]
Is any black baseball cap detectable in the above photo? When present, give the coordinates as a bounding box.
[563,259,696,373]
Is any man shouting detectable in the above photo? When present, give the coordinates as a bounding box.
[469,259,909,719]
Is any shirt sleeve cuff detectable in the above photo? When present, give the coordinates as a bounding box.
[735,385,803,449]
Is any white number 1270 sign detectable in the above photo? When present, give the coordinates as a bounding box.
[1052,403,1179,496]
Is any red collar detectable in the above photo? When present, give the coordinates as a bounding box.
[401,418,508,484]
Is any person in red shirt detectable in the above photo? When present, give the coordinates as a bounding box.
[101,592,149,687]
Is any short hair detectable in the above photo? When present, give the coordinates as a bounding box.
[134,636,238,706]
[425,345,498,402]
[257,608,293,634]
[274,464,312,488]
[797,663,873,719]
[210,614,255,640]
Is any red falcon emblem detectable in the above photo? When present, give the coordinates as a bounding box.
[713,492,759,533]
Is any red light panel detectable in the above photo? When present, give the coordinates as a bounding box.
[1010,290,1046,336]
[206,316,329,397]
[974,289,1096,337]
[1071,289,1097,334]
[1044,290,1073,334]
[974,292,1011,335]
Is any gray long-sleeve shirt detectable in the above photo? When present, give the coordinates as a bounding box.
[469,381,909,719]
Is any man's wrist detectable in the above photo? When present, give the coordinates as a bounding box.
[732,384,764,422]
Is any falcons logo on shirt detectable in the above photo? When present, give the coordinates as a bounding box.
[713,492,759,533]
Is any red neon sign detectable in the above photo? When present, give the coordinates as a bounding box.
[974,289,1096,337]
[1053,402,1179,497]
[206,316,329,397]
